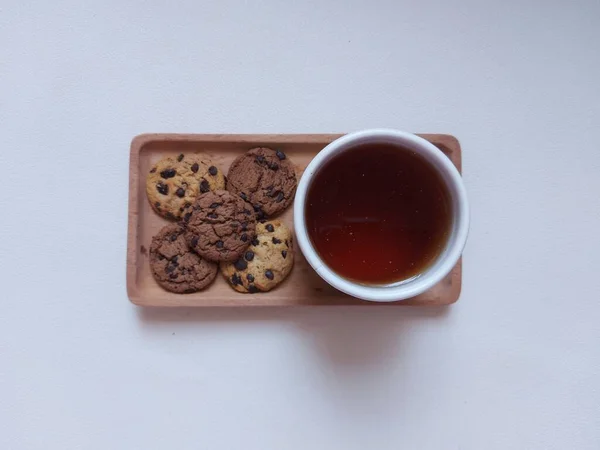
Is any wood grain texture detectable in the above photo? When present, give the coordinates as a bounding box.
[127,133,463,307]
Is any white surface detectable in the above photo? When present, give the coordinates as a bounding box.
[294,129,470,302]
[1,0,599,448]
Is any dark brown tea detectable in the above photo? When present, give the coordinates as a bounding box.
[305,143,452,285]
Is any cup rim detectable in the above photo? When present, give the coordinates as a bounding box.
[293,129,470,302]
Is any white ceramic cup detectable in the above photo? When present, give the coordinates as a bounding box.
[294,129,470,302]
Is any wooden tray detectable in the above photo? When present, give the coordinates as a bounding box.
[127,134,462,307]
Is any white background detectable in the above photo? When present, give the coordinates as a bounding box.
[1,0,599,449]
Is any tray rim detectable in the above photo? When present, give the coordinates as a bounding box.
[127,133,462,307]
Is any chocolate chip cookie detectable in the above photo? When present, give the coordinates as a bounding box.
[183,190,256,262]
[220,220,294,293]
[226,147,297,218]
[146,154,225,220]
[150,223,218,293]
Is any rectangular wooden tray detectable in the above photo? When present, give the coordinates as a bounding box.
[127,133,462,307]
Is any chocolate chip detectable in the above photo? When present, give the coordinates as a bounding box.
[276,191,284,203]
[276,150,286,160]
[156,182,168,195]
[177,154,184,162]
[234,259,248,271]
[265,270,274,280]
[191,163,199,173]
[251,238,259,246]
[256,155,265,164]
[266,185,274,192]
[209,202,220,209]
[256,210,265,220]
[183,212,192,222]
[216,240,224,249]
[150,167,156,173]
[165,212,176,220]
[165,264,175,273]
[247,274,255,282]
[160,168,176,179]
[191,236,199,247]
[272,237,281,244]
[231,273,242,286]
[170,234,177,242]
[208,213,218,219]
[230,222,239,229]
[243,209,252,215]
[200,179,210,193]
[176,187,185,198]
[171,256,178,264]
[208,166,218,176]
[269,162,279,171]
[241,222,248,231]
[240,192,248,201]
[248,285,259,293]
[154,202,161,209]
[245,251,254,261]
[281,250,287,259]
[265,224,274,232]
[241,233,248,242]
[169,273,178,279]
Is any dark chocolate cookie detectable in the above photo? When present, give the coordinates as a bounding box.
[150,223,218,293]
[184,190,257,262]
[220,220,294,293]
[226,147,297,218]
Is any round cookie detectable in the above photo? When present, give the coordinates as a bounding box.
[220,220,294,293]
[226,147,297,218]
[149,223,218,293]
[183,190,256,262]
[146,153,225,220]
